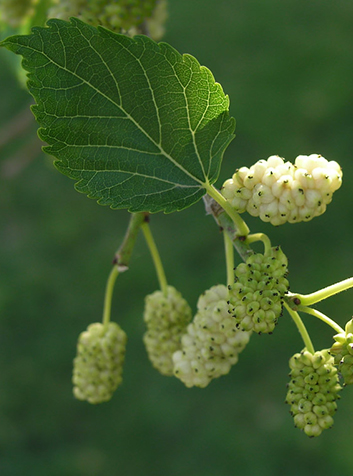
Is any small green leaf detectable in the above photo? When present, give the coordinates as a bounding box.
[1,18,235,213]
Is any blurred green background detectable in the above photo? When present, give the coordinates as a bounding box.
[1,1,353,475]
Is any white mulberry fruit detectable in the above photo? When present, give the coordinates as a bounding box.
[173,285,251,388]
[221,154,342,226]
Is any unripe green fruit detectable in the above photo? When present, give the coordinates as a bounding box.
[143,286,192,376]
[221,154,342,226]
[330,318,353,385]
[72,321,127,404]
[173,285,251,388]
[285,349,341,437]
[228,247,289,334]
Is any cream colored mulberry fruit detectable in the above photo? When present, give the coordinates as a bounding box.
[173,285,251,388]
[221,154,342,226]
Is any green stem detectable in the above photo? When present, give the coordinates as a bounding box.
[223,230,235,287]
[114,212,146,271]
[246,233,272,255]
[284,301,315,354]
[298,306,344,334]
[203,194,252,262]
[293,277,353,306]
[102,212,145,330]
[141,221,168,296]
[102,265,119,330]
[205,183,250,237]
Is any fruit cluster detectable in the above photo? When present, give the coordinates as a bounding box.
[285,349,341,437]
[143,286,192,376]
[228,247,289,334]
[173,285,251,388]
[330,318,353,386]
[72,322,127,404]
[221,154,342,226]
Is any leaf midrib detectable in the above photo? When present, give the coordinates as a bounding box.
[170,60,209,182]
[66,165,200,188]
[27,26,206,187]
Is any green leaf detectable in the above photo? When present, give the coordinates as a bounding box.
[1,18,235,213]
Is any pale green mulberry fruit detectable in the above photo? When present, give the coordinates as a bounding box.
[143,286,192,376]
[173,285,251,388]
[73,321,127,404]
[228,247,289,334]
[330,318,353,385]
[285,349,341,437]
[221,154,342,226]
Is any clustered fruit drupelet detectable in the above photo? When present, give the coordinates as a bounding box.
[173,284,251,388]
[143,286,192,376]
[285,349,341,437]
[221,154,342,226]
[330,318,353,386]
[228,247,289,334]
[72,322,127,404]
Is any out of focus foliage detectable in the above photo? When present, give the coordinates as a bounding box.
[1,1,353,475]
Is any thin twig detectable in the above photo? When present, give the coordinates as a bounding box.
[113,212,147,272]
[203,194,252,262]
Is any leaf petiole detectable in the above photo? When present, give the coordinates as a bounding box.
[202,194,252,263]
[204,183,250,237]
